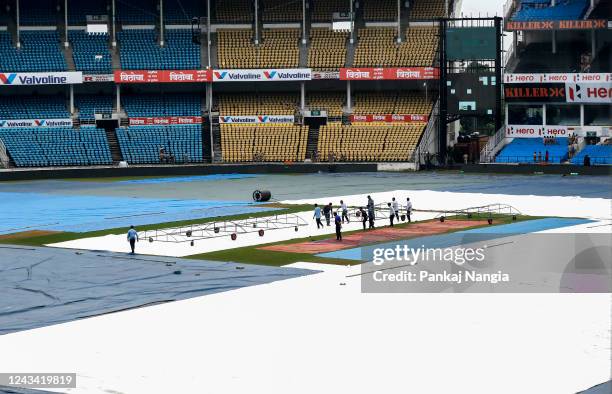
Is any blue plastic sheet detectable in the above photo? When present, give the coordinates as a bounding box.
[0,192,275,234]
[0,245,316,335]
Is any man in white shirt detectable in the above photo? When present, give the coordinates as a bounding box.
[127,225,139,254]
[388,203,395,227]
[392,197,400,221]
[340,200,350,224]
[406,197,413,223]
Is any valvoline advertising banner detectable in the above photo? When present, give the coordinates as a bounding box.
[212,69,311,82]
[0,72,83,86]
[219,115,295,124]
[0,119,74,128]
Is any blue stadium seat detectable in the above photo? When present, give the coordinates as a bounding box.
[571,145,612,166]
[0,126,112,167]
[122,94,201,117]
[75,95,115,120]
[0,96,70,119]
[512,0,589,21]
[19,0,58,25]
[118,29,200,70]
[0,31,67,72]
[69,31,113,74]
[116,125,203,164]
[117,0,158,24]
[496,138,569,164]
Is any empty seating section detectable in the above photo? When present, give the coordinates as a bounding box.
[317,123,424,161]
[0,96,69,119]
[570,145,612,165]
[217,94,297,115]
[69,31,112,74]
[307,93,344,117]
[495,138,569,163]
[122,94,201,117]
[353,92,432,115]
[220,124,307,162]
[0,31,67,72]
[398,26,437,66]
[0,127,112,167]
[68,1,108,24]
[363,0,397,21]
[117,0,157,24]
[116,125,203,164]
[353,27,437,67]
[118,29,199,70]
[164,0,205,23]
[308,28,347,70]
[311,0,348,22]
[217,29,299,68]
[512,0,588,21]
[409,0,446,19]
[76,95,114,120]
[216,0,253,22]
[19,0,57,25]
[262,0,301,22]
[353,28,397,67]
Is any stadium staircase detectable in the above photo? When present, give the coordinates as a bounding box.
[305,125,320,160]
[211,114,222,162]
[103,127,124,163]
[209,32,219,68]
[63,42,76,71]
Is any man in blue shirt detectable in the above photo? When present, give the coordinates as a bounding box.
[313,204,323,229]
[334,211,342,241]
[127,225,139,254]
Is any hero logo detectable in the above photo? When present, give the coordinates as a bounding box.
[545,128,567,136]
[0,73,17,85]
[214,71,228,80]
[263,71,277,79]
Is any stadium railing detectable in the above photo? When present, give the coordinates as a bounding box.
[480,126,509,163]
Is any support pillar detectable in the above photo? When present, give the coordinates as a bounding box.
[302,0,307,45]
[396,0,401,43]
[16,0,20,48]
[552,30,556,54]
[116,84,121,112]
[111,0,116,46]
[69,85,74,114]
[159,0,164,47]
[254,0,259,45]
[300,82,305,110]
[346,80,352,112]
[207,0,211,67]
[64,0,68,47]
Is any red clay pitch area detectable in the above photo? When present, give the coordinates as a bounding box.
[259,220,485,254]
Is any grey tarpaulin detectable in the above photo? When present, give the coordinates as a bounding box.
[0,245,316,335]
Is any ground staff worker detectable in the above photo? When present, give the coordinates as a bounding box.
[323,203,332,226]
[127,225,138,254]
[392,197,400,221]
[334,212,342,241]
[313,204,323,229]
[367,195,375,229]
[340,200,350,223]
[406,197,413,222]
[359,207,368,230]
[388,203,395,227]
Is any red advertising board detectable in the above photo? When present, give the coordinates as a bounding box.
[340,67,439,81]
[350,114,429,123]
[115,70,211,83]
[128,116,203,126]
